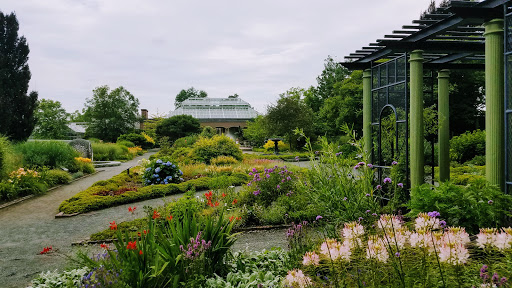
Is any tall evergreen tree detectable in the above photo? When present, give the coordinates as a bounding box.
[0,11,38,141]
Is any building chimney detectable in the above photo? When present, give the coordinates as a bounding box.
[140,109,148,130]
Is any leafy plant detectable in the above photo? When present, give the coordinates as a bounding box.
[14,141,79,169]
[27,267,90,288]
[40,169,72,187]
[92,142,133,161]
[246,165,297,206]
[450,129,485,164]
[210,156,239,166]
[118,133,153,149]
[190,135,243,164]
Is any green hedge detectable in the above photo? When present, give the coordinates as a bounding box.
[243,152,311,161]
[58,171,249,214]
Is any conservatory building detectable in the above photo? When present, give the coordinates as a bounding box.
[168,97,259,140]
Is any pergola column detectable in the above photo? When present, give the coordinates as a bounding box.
[410,50,424,189]
[363,69,372,158]
[484,19,505,190]
[438,69,450,182]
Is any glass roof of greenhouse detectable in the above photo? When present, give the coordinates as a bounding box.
[168,97,259,120]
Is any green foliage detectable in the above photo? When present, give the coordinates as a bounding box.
[246,165,297,206]
[204,249,290,287]
[117,133,153,149]
[450,129,485,164]
[40,169,72,187]
[116,140,135,147]
[266,91,315,150]
[174,87,207,108]
[210,156,238,166]
[0,135,11,180]
[156,115,201,143]
[142,158,183,185]
[85,85,140,142]
[435,165,485,185]
[32,99,70,139]
[27,267,90,288]
[190,135,243,164]
[0,167,47,201]
[200,126,217,138]
[91,142,133,161]
[165,196,203,221]
[14,141,79,169]
[0,12,38,141]
[58,171,249,214]
[408,180,512,234]
[173,134,199,148]
[449,70,485,135]
[243,115,268,147]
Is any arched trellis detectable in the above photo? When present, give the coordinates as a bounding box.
[371,54,409,187]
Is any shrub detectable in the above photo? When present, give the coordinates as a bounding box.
[117,133,153,149]
[200,126,217,138]
[40,169,72,187]
[92,142,132,161]
[155,115,201,143]
[190,135,243,164]
[116,140,135,147]
[173,134,199,148]
[464,155,486,166]
[142,157,183,185]
[263,140,289,152]
[14,141,79,169]
[408,180,512,234]
[210,155,239,166]
[27,267,90,288]
[246,165,298,206]
[0,136,12,180]
[450,129,485,163]
[0,168,47,200]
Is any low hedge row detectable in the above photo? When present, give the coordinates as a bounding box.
[243,152,311,161]
[58,171,249,214]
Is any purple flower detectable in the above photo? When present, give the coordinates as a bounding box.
[488,200,493,205]
[253,190,260,195]
[367,164,373,168]
[358,217,364,222]
[281,179,285,183]
[316,215,323,221]
[365,193,370,197]
[286,176,291,181]
[252,168,257,173]
[366,210,371,213]
[358,162,366,166]
[439,220,447,227]
[353,165,359,170]
[277,185,280,189]
[376,185,382,190]
[383,177,392,184]
[392,161,398,165]
[372,213,378,217]
[315,151,319,155]
[397,183,404,188]
[343,197,347,201]
[427,211,440,218]
[395,252,400,257]
[295,156,300,161]
[266,174,270,178]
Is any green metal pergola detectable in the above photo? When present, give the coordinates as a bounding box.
[340,0,512,193]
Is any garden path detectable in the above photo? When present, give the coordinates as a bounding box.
[0,152,301,287]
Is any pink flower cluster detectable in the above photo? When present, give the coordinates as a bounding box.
[319,238,351,261]
[284,269,312,288]
[342,221,365,248]
[476,227,512,250]
[366,236,389,263]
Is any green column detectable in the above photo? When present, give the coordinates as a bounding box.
[363,69,372,158]
[484,19,505,190]
[410,50,424,189]
[438,69,450,182]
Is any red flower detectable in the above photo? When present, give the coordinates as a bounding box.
[137,232,141,237]
[126,241,137,250]
[109,221,117,230]
[39,246,53,254]
[166,215,173,221]
[237,217,242,220]
[229,216,235,222]
[221,193,226,197]
[100,243,109,250]
[128,206,137,213]
[215,201,219,207]
[152,210,160,219]
[139,250,143,255]
[232,199,238,205]
[143,230,148,235]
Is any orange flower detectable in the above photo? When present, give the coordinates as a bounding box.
[221,193,226,197]
[109,221,117,230]
[139,250,143,255]
[152,210,160,219]
[166,215,173,221]
[232,199,238,205]
[137,232,141,237]
[215,201,219,207]
[229,216,235,222]
[126,241,137,250]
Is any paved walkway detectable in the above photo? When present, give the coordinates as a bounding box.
[0,152,306,287]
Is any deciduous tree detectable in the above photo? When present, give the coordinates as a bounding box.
[174,87,207,108]
[32,99,69,139]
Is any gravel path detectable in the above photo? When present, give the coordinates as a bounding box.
[0,153,306,288]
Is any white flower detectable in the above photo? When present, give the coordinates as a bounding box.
[377,214,402,231]
[342,221,365,248]
[415,213,440,230]
[476,228,497,249]
[284,269,313,288]
[366,237,389,263]
[302,251,320,266]
[319,239,351,261]
[438,242,469,265]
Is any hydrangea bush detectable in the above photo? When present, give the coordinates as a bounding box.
[142,157,183,185]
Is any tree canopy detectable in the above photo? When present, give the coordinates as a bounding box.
[175,87,207,108]
[32,99,69,139]
[85,86,140,142]
[155,115,201,143]
[0,11,38,141]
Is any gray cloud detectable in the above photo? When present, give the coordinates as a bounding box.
[3,0,434,116]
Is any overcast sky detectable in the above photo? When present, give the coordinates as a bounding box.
[3,0,436,116]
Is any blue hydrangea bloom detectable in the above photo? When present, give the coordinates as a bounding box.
[179,170,183,175]
[166,161,171,166]
[153,174,158,178]
[155,167,161,173]
[172,164,176,168]
[156,159,163,164]
[145,167,151,171]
